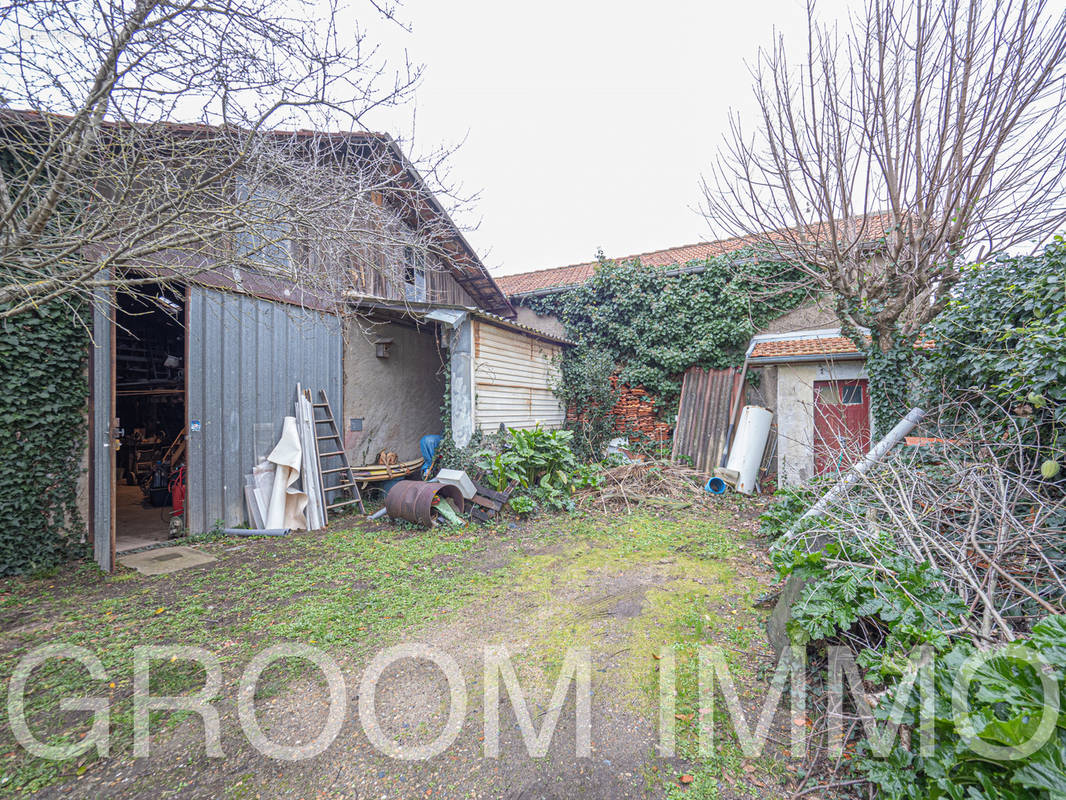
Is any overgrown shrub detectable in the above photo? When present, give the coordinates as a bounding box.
[772,403,1066,797]
[923,239,1066,478]
[475,426,604,514]
[859,615,1066,800]
[552,346,619,461]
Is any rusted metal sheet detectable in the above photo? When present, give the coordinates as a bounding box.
[671,367,743,474]
[385,481,464,527]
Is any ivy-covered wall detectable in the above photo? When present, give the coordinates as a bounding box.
[0,301,89,575]
[522,250,807,407]
[520,250,808,456]
[923,238,1065,476]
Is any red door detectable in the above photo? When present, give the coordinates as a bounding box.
[814,379,871,475]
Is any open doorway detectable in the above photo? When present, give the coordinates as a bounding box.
[114,284,186,552]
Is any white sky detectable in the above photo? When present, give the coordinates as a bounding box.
[360,0,858,277]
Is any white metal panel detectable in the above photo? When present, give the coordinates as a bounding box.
[473,320,564,432]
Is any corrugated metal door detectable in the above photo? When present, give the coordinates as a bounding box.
[185,287,342,533]
[814,379,871,475]
[90,283,115,570]
[473,320,564,432]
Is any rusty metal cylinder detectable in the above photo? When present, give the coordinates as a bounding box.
[384,481,464,527]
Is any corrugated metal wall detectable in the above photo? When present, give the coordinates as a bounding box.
[671,367,742,473]
[186,287,342,533]
[473,320,565,432]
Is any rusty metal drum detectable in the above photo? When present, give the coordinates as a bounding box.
[384,481,464,527]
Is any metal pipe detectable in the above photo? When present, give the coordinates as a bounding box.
[785,407,927,539]
[223,528,290,537]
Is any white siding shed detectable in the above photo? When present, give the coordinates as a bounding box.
[472,318,565,433]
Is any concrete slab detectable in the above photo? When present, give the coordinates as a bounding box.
[115,484,173,553]
[118,546,216,576]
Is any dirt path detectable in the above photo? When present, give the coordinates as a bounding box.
[15,509,791,799]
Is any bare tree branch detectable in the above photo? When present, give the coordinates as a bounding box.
[703,0,1066,343]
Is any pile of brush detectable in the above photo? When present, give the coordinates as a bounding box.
[576,460,709,512]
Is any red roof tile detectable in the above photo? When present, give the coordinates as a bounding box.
[748,331,934,361]
[749,336,862,360]
[495,214,896,296]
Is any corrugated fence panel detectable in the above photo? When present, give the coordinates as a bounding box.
[186,287,341,533]
[473,320,565,432]
[671,367,742,474]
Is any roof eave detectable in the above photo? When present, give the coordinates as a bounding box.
[376,135,514,318]
[748,352,866,365]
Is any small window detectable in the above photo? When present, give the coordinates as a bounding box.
[403,246,426,302]
[818,384,839,404]
[840,384,864,405]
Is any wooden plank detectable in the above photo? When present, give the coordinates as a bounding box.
[471,482,512,503]
[471,494,503,511]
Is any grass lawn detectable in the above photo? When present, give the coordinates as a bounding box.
[0,502,792,799]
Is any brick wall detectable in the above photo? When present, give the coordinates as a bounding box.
[566,375,672,446]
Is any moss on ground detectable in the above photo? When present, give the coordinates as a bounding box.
[0,506,784,798]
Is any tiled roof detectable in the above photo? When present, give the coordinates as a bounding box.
[749,335,862,360]
[495,214,896,296]
[746,327,934,362]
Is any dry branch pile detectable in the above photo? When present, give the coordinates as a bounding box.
[781,404,1066,648]
[576,460,709,513]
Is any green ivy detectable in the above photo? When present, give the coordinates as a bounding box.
[863,328,920,438]
[550,346,619,461]
[0,300,89,575]
[522,249,809,414]
[922,240,1066,469]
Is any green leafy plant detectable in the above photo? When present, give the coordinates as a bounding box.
[758,484,818,539]
[0,299,88,575]
[475,426,588,512]
[783,538,968,672]
[571,462,605,490]
[503,426,578,490]
[859,614,1066,800]
[508,494,535,515]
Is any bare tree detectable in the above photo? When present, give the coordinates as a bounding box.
[0,0,465,320]
[703,0,1066,347]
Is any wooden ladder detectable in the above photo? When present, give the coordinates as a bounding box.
[311,390,365,517]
